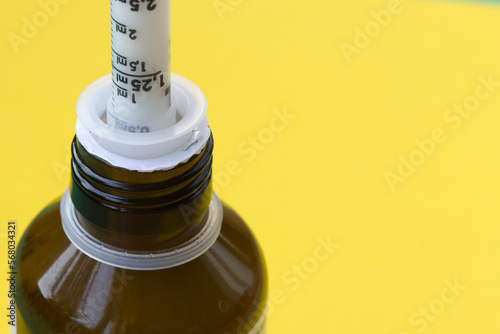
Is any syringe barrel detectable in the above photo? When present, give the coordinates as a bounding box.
[108,0,174,133]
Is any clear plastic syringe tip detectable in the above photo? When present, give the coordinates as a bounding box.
[108,0,175,133]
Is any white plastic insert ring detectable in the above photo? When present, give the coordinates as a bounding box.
[76,73,210,162]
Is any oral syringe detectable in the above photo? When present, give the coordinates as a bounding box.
[76,0,209,162]
[108,0,175,132]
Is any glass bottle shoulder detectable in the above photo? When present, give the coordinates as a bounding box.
[16,200,267,334]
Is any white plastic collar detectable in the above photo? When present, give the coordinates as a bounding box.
[60,190,223,271]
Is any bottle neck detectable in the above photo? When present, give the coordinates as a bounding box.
[69,135,214,252]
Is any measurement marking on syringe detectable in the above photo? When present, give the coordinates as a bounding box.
[110,15,123,25]
[112,80,128,92]
[111,15,137,40]
[112,64,162,78]
[110,15,126,30]
[111,47,126,60]
[112,0,158,12]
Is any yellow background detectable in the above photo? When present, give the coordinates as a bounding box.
[2,0,500,333]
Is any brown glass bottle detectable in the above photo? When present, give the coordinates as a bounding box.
[15,135,268,333]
